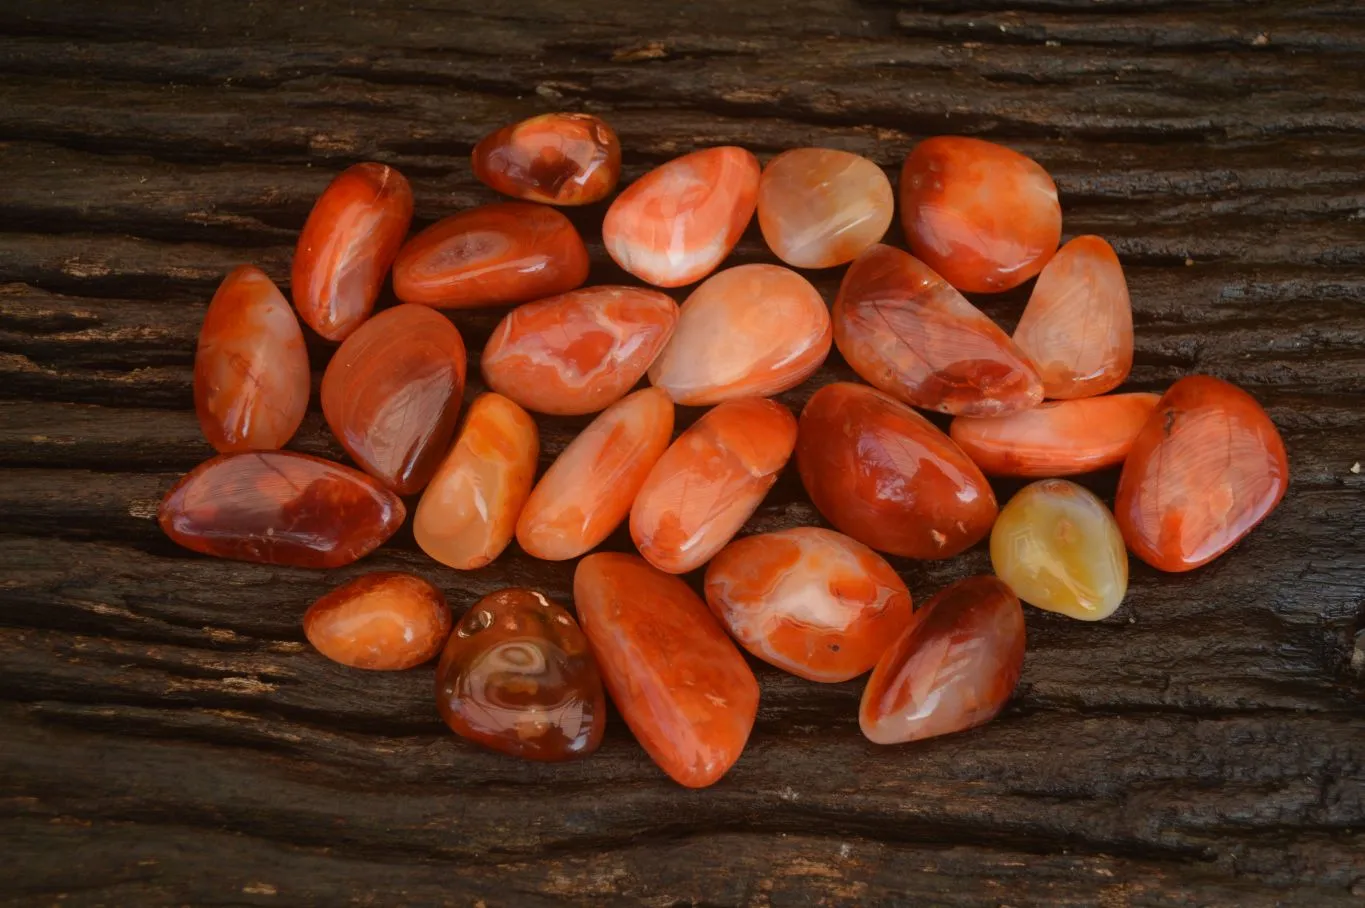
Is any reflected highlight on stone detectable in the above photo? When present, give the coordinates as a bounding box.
[472,112,621,206]
[304,572,451,670]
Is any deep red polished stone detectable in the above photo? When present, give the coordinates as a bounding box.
[472,113,621,206]
[304,572,451,670]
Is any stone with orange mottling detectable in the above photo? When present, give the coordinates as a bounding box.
[758,147,893,268]
[472,113,621,206]
[304,572,451,670]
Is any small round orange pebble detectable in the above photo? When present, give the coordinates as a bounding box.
[757,147,893,268]
[472,112,621,206]
[303,572,451,670]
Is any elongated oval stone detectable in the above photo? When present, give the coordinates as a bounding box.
[304,572,451,670]
[472,113,621,206]
[757,147,894,269]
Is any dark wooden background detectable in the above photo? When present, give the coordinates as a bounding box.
[1,1,1363,905]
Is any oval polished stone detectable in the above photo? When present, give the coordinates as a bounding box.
[158,451,405,568]
[991,479,1129,621]
[292,162,414,341]
[472,113,620,206]
[950,393,1160,478]
[393,202,590,309]
[194,265,309,453]
[1014,235,1133,399]
[631,397,797,574]
[704,527,913,683]
[603,146,760,288]
[900,136,1061,293]
[648,264,832,406]
[575,553,759,788]
[481,286,679,416]
[860,576,1025,745]
[1116,375,1288,572]
[435,589,606,761]
[834,244,1043,416]
[414,393,538,570]
[516,387,674,561]
[757,148,894,269]
[321,304,467,495]
[797,382,997,559]
[304,572,451,670]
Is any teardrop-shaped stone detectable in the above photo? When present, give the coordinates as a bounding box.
[757,147,894,269]
[472,113,621,206]
[304,572,451,670]
[435,588,606,761]
[194,265,309,453]
[158,451,405,568]
[834,244,1043,416]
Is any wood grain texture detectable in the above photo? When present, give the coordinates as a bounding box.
[0,0,1363,904]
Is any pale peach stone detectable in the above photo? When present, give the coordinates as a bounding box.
[758,148,893,268]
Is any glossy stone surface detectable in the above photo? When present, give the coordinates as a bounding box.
[603,146,760,287]
[414,394,538,570]
[631,398,797,574]
[1014,235,1133,399]
[304,572,451,670]
[321,304,467,495]
[158,451,405,568]
[991,480,1129,621]
[575,553,758,788]
[481,286,678,416]
[516,387,674,561]
[950,393,1160,477]
[648,264,831,406]
[472,113,620,206]
[797,382,997,559]
[900,136,1061,293]
[757,148,894,269]
[860,576,1025,745]
[1116,375,1288,572]
[435,589,605,761]
[704,527,913,683]
[393,202,589,309]
[194,265,309,453]
[834,244,1043,416]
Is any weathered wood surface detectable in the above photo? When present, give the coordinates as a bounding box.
[1,0,1363,904]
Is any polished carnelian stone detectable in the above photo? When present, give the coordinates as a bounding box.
[1116,376,1288,572]
[194,265,309,453]
[631,397,797,574]
[393,202,589,309]
[797,382,997,559]
[705,527,913,683]
[158,451,405,567]
[603,147,760,288]
[472,113,621,206]
[575,553,758,788]
[950,393,1160,477]
[481,286,678,416]
[757,147,894,269]
[900,136,1061,293]
[414,393,538,570]
[517,387,674,561]
[436,588,605,761]
[860,575,1025,744]
[292,162,413,341]
[321,305,467,495]
[834,244,1043,416]
[304,572,451,670]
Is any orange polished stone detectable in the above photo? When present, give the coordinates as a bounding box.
[472,113,621,206]
[1116,376,1288,572]
[900,136,1061,293]
[704,527,913,683]
[481,286,679,416]
[757,147,894,268]
[194,265,309,453]
[414,393,538,570]
[436,588,606,761]
[292,162,414,341]
[304,572,451,670]
[575,553,758,788]
[321,304,467,495]
[950,392,1160,477]
[797,382,997,559]
[393,202,589,309]
[603,146,760,288]
[648,264,832,406]
[1014,235,1133,399]
[516,387,674,561]
[631,397,797,574]
[158,451,405,568]
[834,244,1043,416]
[860,575,1025,744]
